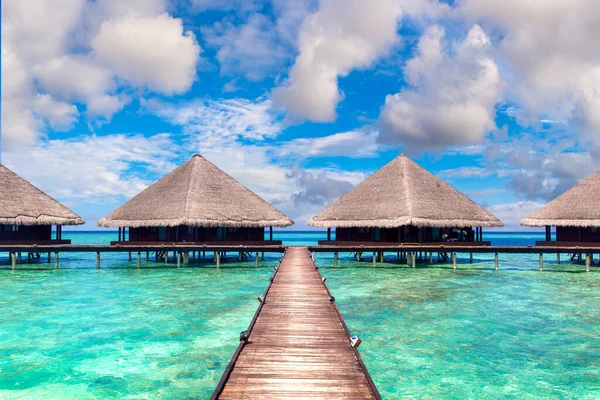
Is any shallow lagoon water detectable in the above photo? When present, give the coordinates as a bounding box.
[1,231,599,399]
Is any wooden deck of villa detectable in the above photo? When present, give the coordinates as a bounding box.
[212,247,380,399]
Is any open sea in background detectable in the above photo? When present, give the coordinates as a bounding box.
[1,231,599,399]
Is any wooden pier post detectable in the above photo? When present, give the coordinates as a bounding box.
[411,252,416,269]
[557,253,560,264]
[47,252,51,263]
[11,253,16,269]
[539,254,543,272]
[18,252,22,263]
[164,252,168,263]
[146,251,150,262]
[494,253,499,271]
[261,252,264,261]
[452,253,457,269]
[128,251,132,262]
[96,252,101,269]
[379,252,384,263]
[469,253,473,263]
[239,251,242,262]
[334,252,338,268]
[54,252,59,269]
[372,253,376,267]
[255,252,259,268]
[184,252,189,264]
[216,252,221,268]
[586,254,591,272]
[137,252,141,268]
[429,252,433,263]
[177,252,181,268]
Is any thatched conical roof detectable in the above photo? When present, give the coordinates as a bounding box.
[521,170,600,227]
[0,164,84,226]
[307,155,503,228]
[98,155,294,228]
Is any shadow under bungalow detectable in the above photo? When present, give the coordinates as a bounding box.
[98,155,294,245]
[308,155,504,245]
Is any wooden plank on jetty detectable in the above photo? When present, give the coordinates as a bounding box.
[213,247,380,399]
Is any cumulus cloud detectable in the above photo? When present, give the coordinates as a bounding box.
[32,94,79,131]
[378,24,503,149]
[278,128,380,159]
[458,0,600,143]
[273,0,403,121]
[92,13,201,95]
[485,201,545,230]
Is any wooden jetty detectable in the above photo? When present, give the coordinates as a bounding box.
[212,247,380,399]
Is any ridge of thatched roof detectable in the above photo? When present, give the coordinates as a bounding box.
[98,154,294,228]
[0,164,84,226]
[521,170,600,227]
[307,155,503,228]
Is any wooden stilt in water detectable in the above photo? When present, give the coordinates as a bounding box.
[18,252,22,263]
[334,252,338,268]
[96,252,101,269]
[255,252,259,268]
[238,251,242,262]
[557,253,560,264]
[586,254,591,272]
[164,252,168,263]
[411,252,416,269]
[146,251,150,262]
[469,253,473,263]
[379,252,384,263]
[261,252,264,261]
[216,252,221,268]
[48,252,51,263]
[137,252,141,268]
[429,252,433,263]
[177,252,181,268]
[11,253,16,269]
[406,252,410,265]
[494,253,499,271]
[372,252,376,267]
[539,254,543,272]
[452,253,457,269]
[54,252,59,269]
[128,252,132,262]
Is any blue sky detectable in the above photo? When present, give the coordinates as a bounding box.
[2,0,600,230]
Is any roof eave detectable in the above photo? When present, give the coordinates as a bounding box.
[98,217,294,228]
[521,218,600,227]
[307,217,504,228]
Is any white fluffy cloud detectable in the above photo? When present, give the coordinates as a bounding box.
[458,0,600,142]
[273,0,403,121]
[485,202,545,230]
[278,128,380,159]
[32,94,79,131]
[379,24,503,148]
[92,13,201,95]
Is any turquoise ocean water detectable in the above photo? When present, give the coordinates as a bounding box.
[1,231,599,399]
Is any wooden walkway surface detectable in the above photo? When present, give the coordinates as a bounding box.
[213,247,380,399]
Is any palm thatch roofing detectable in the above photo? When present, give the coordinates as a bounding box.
[98,154,294,228]
[0,164,84,226]
[521,170,600,227]
[307,155,503,229]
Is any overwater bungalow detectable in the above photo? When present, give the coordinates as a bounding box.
[308,155,503,245]
[98,155,293,245]
[0,164,84,243]
[521,170,600,246]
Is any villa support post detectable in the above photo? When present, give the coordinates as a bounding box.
[411,252,416,269]
[128,252,132,262]
[96,252,101,269]
[164,252,168,263]
[261,252,264,261]
[177,252,181,268]
[494,253,499,271]
[379,252,384,263]
[470,253,473,263]
[557,253,560,264]
[146,252,149,262]
[48,252,51,263]
[54,252,59,269]
[586,254,591,272]
[11,253,16,269]
[539,254,543,272]
[429,252,433,263]
[216,252,221,268]
[452,253,457,269]
[372,253,376,267]
[406,252,410,266]
[334,252,338,268]
[239,252,242,262]
[255,252,259,268]
[18,252,22,263]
